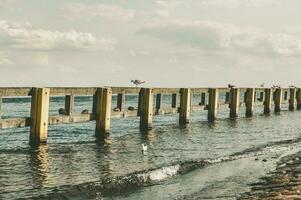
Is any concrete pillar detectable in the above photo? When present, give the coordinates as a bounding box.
[254,91,257,102]
[117,92,125,112]
[200,93,206,105]
[139,88,153,131]
[284,91,288,100]
[171,93,177,108]
[245,88,255,117]
[259,92,264,101]
[229,88,240,118]
[274,88,282,113]
[179,88,191,125]
[95,88,112,136]
[225,92,230,104]
[92,92,98,119]
[208,88,218,122]
[289,88,296,111]
[0,96,2,119]
[137,89,143,116]
[65,95,74,115]
[155,93,163,114]
[264,88,272,114]
[297,89,301,110]
[30,88,50,145]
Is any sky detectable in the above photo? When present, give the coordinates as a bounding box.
[0,0,301,87]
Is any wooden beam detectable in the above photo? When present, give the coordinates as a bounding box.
[289,88,296,111]
[29,88,50,145]
[117,92,125,112]
[95,88,112,136]
[208,88,218,122]
[229,88,240,118]
[179,88,191,125]
[274,88,282,113]
[65,94,74,115]
[171,93,177,108]
[155,93,163,114]
[297,88,301,110]
[139,88,153,131]
[245,88,255,117]
[264,88,272,114]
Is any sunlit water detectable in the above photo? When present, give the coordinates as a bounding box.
[1,94,301,199]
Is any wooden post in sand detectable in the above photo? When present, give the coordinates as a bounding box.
[229,88,240,118]
[179,88,191,125]
[139,88,153,131]
[245,88,255,117]
[208,88,218,122]
[95,88,112,136]
[29,87,50,145]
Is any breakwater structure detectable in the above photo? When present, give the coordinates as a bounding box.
[0,87,300,145]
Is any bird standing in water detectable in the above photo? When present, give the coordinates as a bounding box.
[141,143,147,153]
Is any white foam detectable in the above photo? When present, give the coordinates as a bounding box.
[148,165,180,181]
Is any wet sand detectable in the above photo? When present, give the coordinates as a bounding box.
[239,152,301,199]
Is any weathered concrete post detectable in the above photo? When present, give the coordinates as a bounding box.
[117,92,125,112]
[274,88,282,113]
[297,89,301,110]
[284,91,288,100]
[137,89,143,116]
[0,96,2,119]
[65,95,74,115]
[245,88,255,117]
[30,87,50,145]
[289,88,296,111]
[208,88,218,122]
[264,88,272,114]
[92,92,98,119]
[156,93,163,114]
[179,88,191,125]
[171,93,177,108]
[259,92,264,101]
[229,88,240,118]
[225,92,230,104]
[95,88,112,136]
[200,93,206,105]
[139,88,153,131]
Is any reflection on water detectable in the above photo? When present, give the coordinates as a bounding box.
[1,97,301,199]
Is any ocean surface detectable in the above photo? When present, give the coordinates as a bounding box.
[1,94,301,199]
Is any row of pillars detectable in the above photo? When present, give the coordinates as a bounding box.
[28,87,301,145]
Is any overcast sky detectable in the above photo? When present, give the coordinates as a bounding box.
[0,0,301,87]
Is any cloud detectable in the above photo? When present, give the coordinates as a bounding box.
[0,20,115,51]
[62,3,135,21]
[138,19,301,56]
[200,0,281,7]
[0,51,13,65]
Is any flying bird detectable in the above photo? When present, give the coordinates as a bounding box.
[131,80,146,87]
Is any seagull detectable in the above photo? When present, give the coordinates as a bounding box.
[131,80,146,87]
[260,82,265,87]
[228,84,235,88]
[141,143,148,152]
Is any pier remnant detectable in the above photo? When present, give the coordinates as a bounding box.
[171,93,177,108]
[95,88,112,136]
[200,93,206,105]
[117,92,125,112]
[30,87,50,144]
[289,88,296,111]
[65,95,74,115]
[230,88,240,118]
[297,89,301,110]
[156,93,163,114]
[245,88,255,117]
[264,88,272,114]
[208,88,218,122]
[179,88,191,125]
[139,88,153,131]
[274,88,282,113]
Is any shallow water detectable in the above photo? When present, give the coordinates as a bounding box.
[0,95,300,199]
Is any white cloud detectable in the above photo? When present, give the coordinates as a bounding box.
[139,19,301,56]
[154,10,170,18]
[200,0,281,7]
[156,0,184,9]
[0,20,115,51]
[62,3,135,21]
[0,51,13,65]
